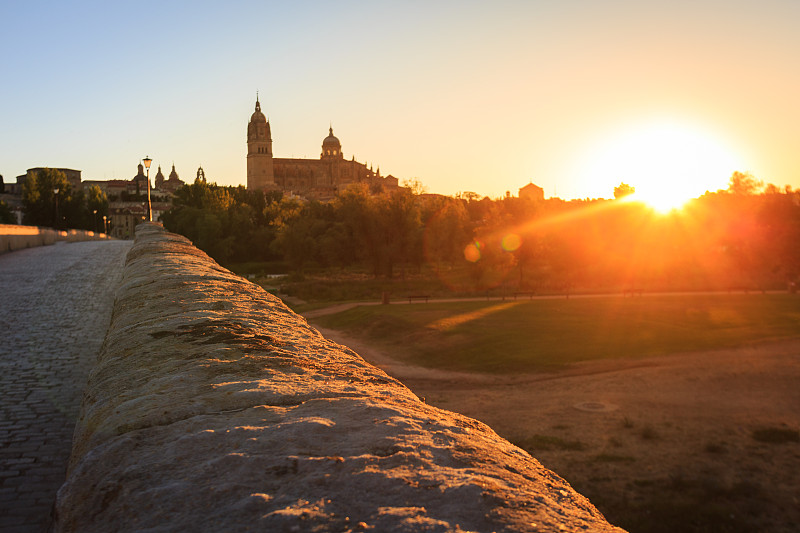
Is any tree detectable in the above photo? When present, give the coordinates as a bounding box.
[162,180,288,265]
[22,168,72,228]
[378,188,423,277]
[728,171,763,196]
[613,182,635,199]
[334,184,382,272]
[422,197,471,271]
[273,211,322,269]
[85,185,109,231]
[21,168,110,230]
[0,200,15,224]
[401,177,428,195]
[0,174,5,194]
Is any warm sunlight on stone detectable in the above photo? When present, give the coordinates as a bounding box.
[583,120,743,211]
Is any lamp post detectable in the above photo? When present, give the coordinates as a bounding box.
[143,156,153,222]
[103,215,108,235]
[93,209,98,233]
[53,188,60,229]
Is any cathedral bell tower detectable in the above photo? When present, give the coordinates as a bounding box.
[247,95,274,190]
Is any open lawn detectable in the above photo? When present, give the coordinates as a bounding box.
[308,293,800,532]
[311,293,800,373]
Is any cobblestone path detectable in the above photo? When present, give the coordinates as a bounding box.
[0,240,132,532]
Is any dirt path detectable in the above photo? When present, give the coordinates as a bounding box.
[314,326,504,383]
[310,316,800,532]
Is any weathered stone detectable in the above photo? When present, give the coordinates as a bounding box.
[54,223,624,533]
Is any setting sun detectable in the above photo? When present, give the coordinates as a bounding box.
[581,120,743,211]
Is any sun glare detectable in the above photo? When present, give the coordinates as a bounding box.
[581,120,742,212]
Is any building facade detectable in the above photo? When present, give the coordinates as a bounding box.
[13,168,82,194]
[246,97,398,200]
[519,182,545,202]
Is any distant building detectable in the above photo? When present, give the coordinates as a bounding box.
[81,180,109,193]
[246,96,398,200]
[105,179,134,198]
[161,164,185,193]
[129,162,184,195]
[3,162,183,234]
[4,180,23,195]
[100,162,185,238]
[12,167,82,194]
[519,182,544,202]
[154,166,166,190]
[109,204,146,239]
[108,199,171,238]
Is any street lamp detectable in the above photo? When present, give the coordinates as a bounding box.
[93,209,98,233]
[53,188,60,229]
[103,215,108,235]
[143,156,153,222]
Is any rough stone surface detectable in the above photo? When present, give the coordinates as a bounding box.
[54,224,624,533]
[0,239,132,532]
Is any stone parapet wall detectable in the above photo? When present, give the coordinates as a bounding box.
[0,224,112,254]
[54,223,623,532]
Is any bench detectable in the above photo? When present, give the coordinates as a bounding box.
[623,288,643,297]
[407,295,430,303]
[512,291,536,300]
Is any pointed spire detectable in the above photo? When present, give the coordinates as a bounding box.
[255,91,261,113]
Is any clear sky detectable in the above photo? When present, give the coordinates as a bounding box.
[1,0,798,200]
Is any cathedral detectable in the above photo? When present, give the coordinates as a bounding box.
[246,97,398,199]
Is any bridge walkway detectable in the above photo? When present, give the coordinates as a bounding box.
[0,240,132,532]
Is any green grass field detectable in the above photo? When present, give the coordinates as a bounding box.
[311,294,800,373]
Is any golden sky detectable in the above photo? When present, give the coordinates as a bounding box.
[1,1,797,200]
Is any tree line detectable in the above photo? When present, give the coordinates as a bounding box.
[162,172,800,293]
[18,168,109,231]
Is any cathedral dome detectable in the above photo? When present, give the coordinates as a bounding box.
[322,126,340,148]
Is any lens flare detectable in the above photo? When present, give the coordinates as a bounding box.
[501,233,522,252]
[464,241,483,262]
